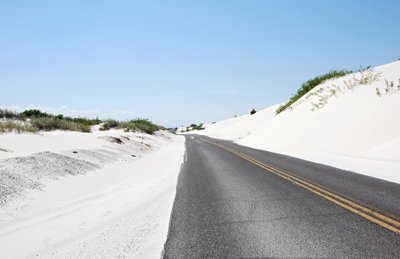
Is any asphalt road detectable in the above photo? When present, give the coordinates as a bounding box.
[163,135,400,258]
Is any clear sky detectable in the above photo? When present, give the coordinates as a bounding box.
[1,0,399,127]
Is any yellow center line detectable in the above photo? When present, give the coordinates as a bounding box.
[198,137,400,234]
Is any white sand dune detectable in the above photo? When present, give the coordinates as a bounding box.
[0,129,185,258]
[199,61,400,183]
[1,60,399,257]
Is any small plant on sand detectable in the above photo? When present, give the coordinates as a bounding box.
[343,66,382,90]
[385,80,394,94]
[250,109,257,115]
[376,79,400,97]
[309,66,384,111]
[376,88,382,97]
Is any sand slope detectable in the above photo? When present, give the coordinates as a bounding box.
[0,129,184,258]
[200,61,400,183]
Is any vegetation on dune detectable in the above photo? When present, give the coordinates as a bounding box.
[308,66,382,110]
[20,109,101,126]
[376,79,400,97]
[0,121,38,133]
[275,69,353,115]
[1,108,162,134]
[0,109,99,133]
[99,119,120,131]
[250,109,257,115]
[168,127,178,134]
[19,109,51,118]
[30,117,91,132]
[190,123,205,130]
[0,109,19,120]
[179,123,205,132]
[100,119,121,131]
[122,119,161,134]
[100,118,161,134]
[62,116,102,127]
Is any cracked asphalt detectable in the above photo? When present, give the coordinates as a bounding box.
[163,135,400,258]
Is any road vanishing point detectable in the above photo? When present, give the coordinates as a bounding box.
[163,135,400,258]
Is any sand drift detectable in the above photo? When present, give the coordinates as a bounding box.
[0,129,184,258]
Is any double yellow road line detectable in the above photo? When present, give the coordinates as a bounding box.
[200,137,400,234]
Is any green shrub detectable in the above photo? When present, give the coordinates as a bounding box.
[100,119,120,131]
[19,110,101,126]
[276,69,352,115]
[129,118,160,134]
[99,118,160,134]
[70,117,102,126]
[190,123,205,130]
[19,109,50,118]
[122,118,160,134]
[30,117,91,132]
[99,124,110,131]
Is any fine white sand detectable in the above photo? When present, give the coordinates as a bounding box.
[0,129,185,258]
[198,61,400,183]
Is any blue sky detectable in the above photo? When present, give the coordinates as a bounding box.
[1,0,399,127]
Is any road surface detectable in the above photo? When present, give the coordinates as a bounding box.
[163,135,400,258]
